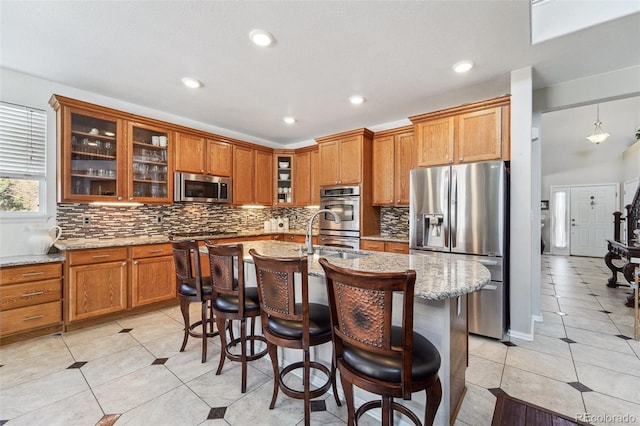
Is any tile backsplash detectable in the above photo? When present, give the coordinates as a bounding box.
[56,203,410,240]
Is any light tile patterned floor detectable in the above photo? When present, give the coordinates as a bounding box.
[1,255,638,425]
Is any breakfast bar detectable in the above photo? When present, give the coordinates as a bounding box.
[208,239,491,425]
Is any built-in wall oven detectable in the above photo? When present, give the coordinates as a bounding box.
[319,185,361,249]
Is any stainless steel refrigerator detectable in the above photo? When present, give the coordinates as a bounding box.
[409,161,509,339]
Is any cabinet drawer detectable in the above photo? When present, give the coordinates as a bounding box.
[360,240,385,252]
[0,301,62,336]
[67,247,128,265]
[386,242,409,254]
[1,263,62,286]
[131,243,172,258]
[1,279,62,311]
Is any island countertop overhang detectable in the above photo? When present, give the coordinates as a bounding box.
[208,240,490,301]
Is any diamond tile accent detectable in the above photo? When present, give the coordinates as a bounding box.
[567,382,592,392]
[67,361,88,369]
[96,414,121,426]
[208,407,226,420]
[119,328,133,333]
[152,358,168,365]
[615,334,632,340]
[488,387,505,397]
[588,293,599,297]
[599,310,612,314]
[502,341,516,347]
[310,400,326,412]
[560,337,576,344]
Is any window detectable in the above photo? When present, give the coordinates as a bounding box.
[0,102,47,215]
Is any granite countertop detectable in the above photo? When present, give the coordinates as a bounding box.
[361,234,409,243]
[0,254,66,268]
[53,229,310,251]
[219,240,490,301]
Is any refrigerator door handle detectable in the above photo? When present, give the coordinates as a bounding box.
[478,259,499,266]
[481,284,498,291]
[451,168,457,248]
[443,168,450,248]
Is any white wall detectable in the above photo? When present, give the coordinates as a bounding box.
[622,141,640,183]
[509,67,536,340]
[541,158,624,201]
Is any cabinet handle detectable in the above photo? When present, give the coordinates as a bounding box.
[200,169,204,173]
[22,291,44,297]
[459,157,464,162]
[21,271,45,277]
[134,260,139,265]
[129,197,134,201]
[118,196,123,201]
[22,315,44,322]
[122,262,127,266]
[92,254,111,258]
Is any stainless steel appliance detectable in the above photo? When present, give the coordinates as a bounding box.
[319,185,361,249]
[409,161,509,339]
[174,172,232,203]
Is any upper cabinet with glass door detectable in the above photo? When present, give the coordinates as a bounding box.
[128,122,171,203]
[50,95,173,204]
[60,106,125,202]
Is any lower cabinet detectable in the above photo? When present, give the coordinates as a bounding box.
[66,247,128,322]
[0,262,63,339]
[131,244,175,308]
[65,244,176,324]
[360,239,409,254]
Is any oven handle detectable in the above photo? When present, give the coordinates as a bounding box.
[320,197,359,203]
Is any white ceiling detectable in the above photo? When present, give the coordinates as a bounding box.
[1,1,639,147]
[541,96,640,176]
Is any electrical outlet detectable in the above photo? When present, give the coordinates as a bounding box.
[155,215,163,224]
[82,216,91,225]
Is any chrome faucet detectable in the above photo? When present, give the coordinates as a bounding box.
[306,209,340,255]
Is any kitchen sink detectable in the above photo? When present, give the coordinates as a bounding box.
[312,248,370,260]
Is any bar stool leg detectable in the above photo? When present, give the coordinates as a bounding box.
[341,372,356,426]
[425,378,442,426]
[179,299,190,352]
[200,301,208,363]
[240,317,248,393]
[267,342,280,409]
[215,317,228,375]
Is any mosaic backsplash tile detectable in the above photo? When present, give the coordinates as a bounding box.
[56,203,409,240]
[380,206,409,236]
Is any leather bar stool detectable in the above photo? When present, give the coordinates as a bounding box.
[204,241,268,393]
[319,258,442,426]
[249,249,341,426]
[172,240,217,363]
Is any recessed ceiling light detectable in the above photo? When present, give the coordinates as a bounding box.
[452,60,474,73]
[249,29,275,47]
[181,77,203,88]
[283,116,296,125]
[349,95,365,105]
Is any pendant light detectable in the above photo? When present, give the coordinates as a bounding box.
[586,104,610,144]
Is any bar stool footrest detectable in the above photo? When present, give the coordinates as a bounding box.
[187,319,219,339]
[225,335,268,362]
[356,399,422,426]
[279,361,332,400]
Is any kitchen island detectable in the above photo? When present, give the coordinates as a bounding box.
[207,240,490,425]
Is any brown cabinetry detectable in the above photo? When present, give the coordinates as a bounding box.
[360,240,409,254]
[175,133,232,177]
[292,146,320,206]
[66,247,128,322]
[372,126,414,206]
[410,96,510,167]
[50,95,172,203]
[64,243,177,324]
[0,263,63,339]
[232,145,273,205]
[130,244,176,308]
[316,129,373,186]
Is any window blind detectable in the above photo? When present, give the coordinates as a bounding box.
[0,102,47,177]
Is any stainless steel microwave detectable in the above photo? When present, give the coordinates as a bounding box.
[174,172,232,203]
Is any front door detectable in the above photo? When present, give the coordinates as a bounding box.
[570,184,618,257]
